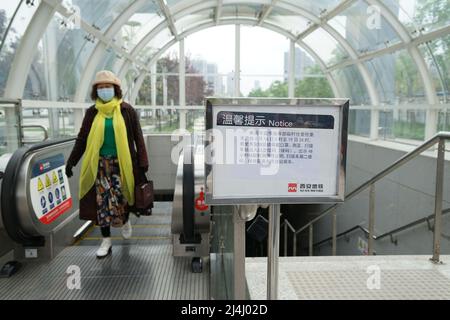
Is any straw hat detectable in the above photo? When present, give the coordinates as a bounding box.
[93,70,121,87]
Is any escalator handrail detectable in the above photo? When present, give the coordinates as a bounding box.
[181,144,196,243]
[1,137,75,246]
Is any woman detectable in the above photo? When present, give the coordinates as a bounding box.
[66,70,149,258]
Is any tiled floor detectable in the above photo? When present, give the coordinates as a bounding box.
[246,255,450,300]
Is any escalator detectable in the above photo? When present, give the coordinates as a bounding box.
[0,137,211,299]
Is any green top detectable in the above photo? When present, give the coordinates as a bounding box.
[99,118,117,156]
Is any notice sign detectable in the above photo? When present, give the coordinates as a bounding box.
[29,153,72,224]
[205,98,349,204]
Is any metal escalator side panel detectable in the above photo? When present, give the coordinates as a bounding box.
[1,138,77,245]
[0,153,12,230]
[181,145,196,243]
[1,146,44,246]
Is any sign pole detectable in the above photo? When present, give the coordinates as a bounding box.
[267,204,280,300]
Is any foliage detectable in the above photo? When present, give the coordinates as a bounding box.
[137,52,212,106]
[248,65,333,98]
[416,0,450,100]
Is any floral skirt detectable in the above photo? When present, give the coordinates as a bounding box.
[95,156,127,228]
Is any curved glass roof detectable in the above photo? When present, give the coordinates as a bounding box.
[0,0,449,107]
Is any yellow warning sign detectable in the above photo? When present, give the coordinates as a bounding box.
[45,174,51,189]
[52,171,58,185]
[37,178,44,192]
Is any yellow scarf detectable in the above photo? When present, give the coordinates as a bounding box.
[79,97,135,205]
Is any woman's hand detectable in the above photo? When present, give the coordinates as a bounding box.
[141,165,148,173]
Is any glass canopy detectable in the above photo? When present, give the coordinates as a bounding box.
[0,0,449,142]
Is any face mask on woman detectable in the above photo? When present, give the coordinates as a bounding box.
[97,87,115,102]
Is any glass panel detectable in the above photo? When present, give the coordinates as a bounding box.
[265,6,311,37]
[137,28,173,63]
[72,0,135,33]
[22,14,99,102]
[438,109,450,131]
[220,4,262,20]
[295,65,334,98]
[348,109,370,137]
[241,26,287,97]
[122,67,139,101]
[138,108,179,134]
[97,48,117,72]
[186,109,205,132]
[175,9,214,34]
[377,109,426,142]
[244,75,286,97]
[0,1,38,97]
[384,0,450,34]
[119,1,162,50]
[187,71,228,97]
[186,76,210,105]
[151,74,178,107]
[364,55,398,105]
[57,107,76,137]
[165,0,185,8]
[209,205,235,300]
[185,25,235,96]
[20,104,75,140]
[419,34,450,103]
[331,65,370,105]
[282,0,342,17]
[303,27,349,66]
[156,47,179,74]
[0,1,22,42]
[21,107,49,142]
[0,101,20,155]
[136,74,151,106]
[393,109,426,141]
[328,1,401,55]
[393,49,426,104]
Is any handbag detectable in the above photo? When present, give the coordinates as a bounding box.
[128,108,153,215]
[135,176,154,213]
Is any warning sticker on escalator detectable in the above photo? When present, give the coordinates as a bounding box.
[29,153,72,225]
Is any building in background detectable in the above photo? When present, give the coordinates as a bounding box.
[192,58,224,96]
[283,47,314,82]
[226,72,235,96]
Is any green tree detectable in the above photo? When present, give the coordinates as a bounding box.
[248,65,333,98]
[295,65,333,98]
[416,0,450,101]
[137,53,211,106]
[248,87,269,97]
[394,51,423,102]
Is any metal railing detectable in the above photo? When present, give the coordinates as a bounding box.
[293,131,450,263]
[19,124,49,145]
[313,208,450,249]
[280,217,296,256]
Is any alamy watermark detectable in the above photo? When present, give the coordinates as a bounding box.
[170,128,289,176]
[66,265,81,290]
[366,265,381,290]
[367,5,381,30]
[59,0,81,30]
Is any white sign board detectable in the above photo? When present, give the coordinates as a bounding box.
[205,98,348,204]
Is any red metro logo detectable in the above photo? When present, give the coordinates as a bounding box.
[288,183,297,192]
[195,187,209,211]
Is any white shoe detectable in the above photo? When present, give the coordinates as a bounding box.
[96,237,112,258]
[122,220,132,239]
